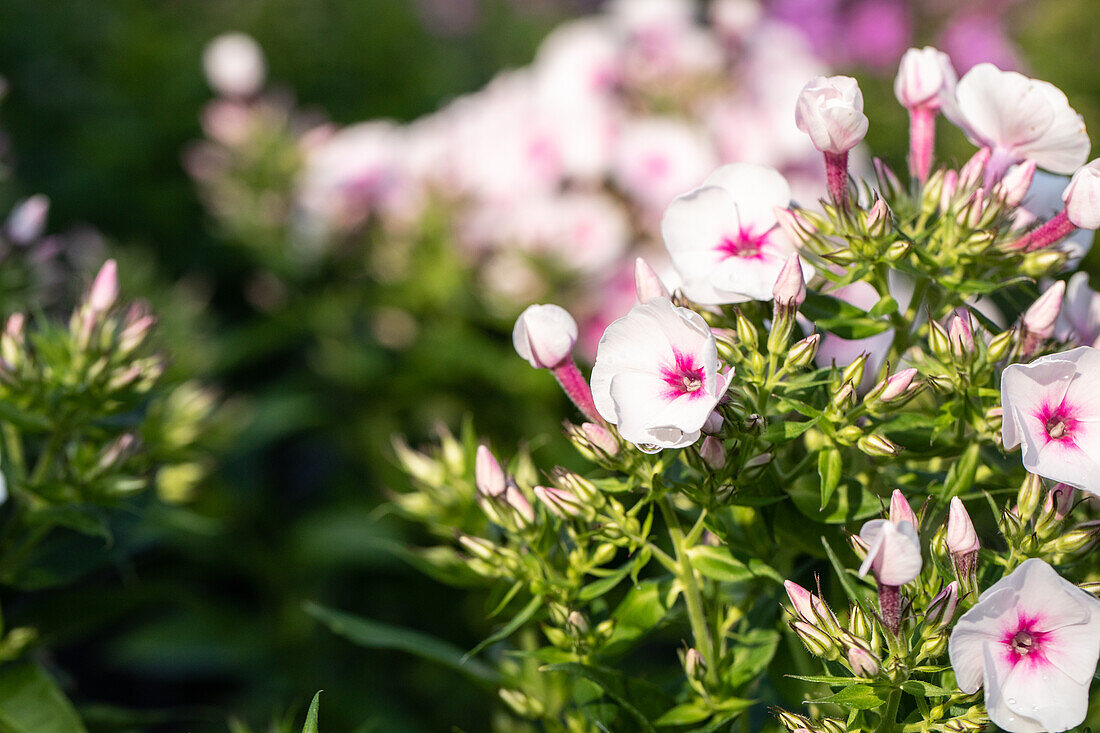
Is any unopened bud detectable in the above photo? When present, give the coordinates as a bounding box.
[566,611,589,636]
[946,497,980,555]
[700,436,725,470]
[986,328,1015,362]
[786,333,821,369]
[873,158,903,197]
[939,169,958,212]
[582,422,619,457]
[1022,280,1065,341]
[830,381,856,412]
[776,709,813,733]
[702,411,724,434]
[773,255,807,310]
[885,239,912,261]
[948,310,975,359]
[735,309,758,350]
[97,433,137,472]
[1016,473,1043,522]
[858,433,900,457]
[791,620,839,660]
[820,719,846,733]
[996,161,1036,207]
[784,580,837,630]
[928,317,951,361]
[957,188,984,229]
[877,367,919,403]
[476,445,506,497]
[551,467,600,504]
[458,534,497,561]
[504,484,535,528]
[846,645,879,677]
[88,260,120,313]
[840,352,869,389]
[958,147,990,189]
[681,647,707,681]
[890,490,919,529]
[848,604,872,641]
[919,633,948,658]
[774,207,817,247]
[634,258,670,303]
[866,198,889,236]
[925,581,959,631]
[534,485,583,519]
[1020,249,1068,277]
[1052,524,1099,553]
[513,304,578,369]
[744,452,773,469]
[499,688,544,718]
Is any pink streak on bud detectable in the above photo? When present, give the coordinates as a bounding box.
[847,646,879,676]
[551,359,603,425]
[475,445,506,497]
[866,198,889,231]
[948,310,974,356]
[1023,280,1065,339]
[700,436,725,469]
[926,581,959,631]
[533,485,581,518]
[634,257,670,303]
[581,422,619,456]
[89,260,120,313]
[773,255,807,308]
[702,410,724,434]
[1045,483,1075,521]
[946,497,980,556]
[873,158,902,193]
[890,490,919,530]
[774,207,816,245]
[505,484,535,525]
[783,580,832,625]
[939,169,958,212]
[880,367,918,402]
[908,105,937,182]
[958,147,990,190]
[996,161,1036,207]
[824,151,850,207]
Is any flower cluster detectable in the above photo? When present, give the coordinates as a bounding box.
[381,29,1100,733]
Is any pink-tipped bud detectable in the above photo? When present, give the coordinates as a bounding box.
[88,260,120,313]
[873,158,903,194]
[879,367,918,402]
[1063,159,1100,230]
[894,46,956,111]
[948,310,974,358]
[946,497,980,556]
[783,580,834,628]
[700,436,725,469]
[958,147,991,189]
[866,198,890,235]
[997,161,1037,207]
[939,169,959,212]
[890,490,919,530]
[581,422,618,456]
[475,445,506,498]
[958,188,985,229]
[1044,483,1075,522]
[926,581,959,631]
[1023,280,1066,339]
[773,255,807,309]
[702,410,724,434]
[504,484,535,527]
[5,195,49,244]
[534,485,582,518]
[795,75,869,155]
[774,207,817,246]
[846,645,879,677]
[634,258,670,303]
[513,304,578,369]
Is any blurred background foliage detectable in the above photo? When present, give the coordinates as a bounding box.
[0,0,1096,730]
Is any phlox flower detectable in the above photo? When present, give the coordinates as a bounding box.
[1056,272,1100,347]
[857,515,922,587]
[612,117,718,220]
[661,163,813,305]
[1012,170,1093,268]
[1001,346,1100,493]
[949,558,1100,733]
[945,63,1089,179]
[591,297,730,452]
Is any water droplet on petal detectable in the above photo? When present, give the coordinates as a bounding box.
[1007,698,1016,705]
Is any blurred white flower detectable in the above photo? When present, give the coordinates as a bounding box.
[202,32,267,98]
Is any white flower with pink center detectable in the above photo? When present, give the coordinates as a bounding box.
[1001,346,1100,493]
[949,558,1100,733]
[661,163,813,305]
[591,297,730,452]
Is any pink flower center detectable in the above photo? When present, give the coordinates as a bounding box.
[1037,400,1080,443]
[660,349,706,400]
[718,227,771,260]
[1000,615,1049,668]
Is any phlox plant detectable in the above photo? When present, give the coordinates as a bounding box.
[374,46,1100,733]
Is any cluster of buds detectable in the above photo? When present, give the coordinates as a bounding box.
[1001,474,1097,557]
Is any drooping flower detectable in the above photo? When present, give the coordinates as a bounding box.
[945,63,1090,181]
[591,297,730,451]
[949,558,1100,733]
[661,163,813,305]
[858,515,922,587]
[1001,346,1100,493]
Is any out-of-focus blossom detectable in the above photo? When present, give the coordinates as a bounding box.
[5,195,49,244]
[591,297,730,451]
[1056,273,1100,346]
[203,32,267,98]
[795,76,869,156]
[950,558,1100,733]
[513,304,579,370]
[937,13,1019,74]
[1001,346,1100,493]
[1063,159,1100,230]
[661,163,812,304]
[612,118,717,220]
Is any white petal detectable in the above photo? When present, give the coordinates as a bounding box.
[1011,558,1092,633]
[662,185,741,282]
[1000,647,1091,733]
[1015,81,1090,174]
[950,587,1017,693]
[955,64,1055,151]
[981,642,1047,733]
[701,162,791,230]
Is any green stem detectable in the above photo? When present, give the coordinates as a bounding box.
[29,431,64,487]
[875,688,903,733]
[659,496,719,688]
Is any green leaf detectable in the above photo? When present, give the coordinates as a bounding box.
[655,702,712,726]
[811,684,886,710]
[942,443,980,502]
[301,692,321,733]
[304,602,500,687]
[542,663,661,732]
[760,417,821,443]
[465,594,542,659]
[686,545,754,583]
[900,680,955,697]
[725,628,781,688]
[0,663,87,733]
[602,579,672,657]
[578,559,636,601]
[801,292,892,340]
[818,448,842,510]
[788,674,869,686]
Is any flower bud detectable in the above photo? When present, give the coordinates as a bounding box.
[774,207,817,247]
[928,317,952,361]
[876,367,919,403]
[830,381,855,412]
[1016,473,1043,522]
[820,719,846,733]
[848,604,872,642]
[5,195,49,244]
[534,485,583,519]
[925,581,959,631]
[88,260,120,313]
[795,76,869,155]
[986,328,1015,362]
[958,147,990,190]
[996,161,1036,207]
[786,333,820,369]
[702,411,724,435]
[946,497,980,555]
[939,169,959,212]
[203,32,267,98]
[890,490,918,529]
[948,310,974,359]
[784,580,837,630]
[680,647,707,682]
[894,46,955,110]
[776,710,813,733]
[699,436,725,470]
[1063,159,1100,230]
[735,308,758,350]
[566,610,589,636]
[956,188,984,229]
[513,304,578,369]
[773,255,807,310]
[744,452,773,469]
[550,467,600,504]
[475,445,506,498]
[581,422,619,457]
[857,434,900,457]
[865,198,890,237]
[504,484,535,528]
[791,620,839,660]
[840,352,869,389]
[874,158,903,197]
[846,645,879,677]
[634,257,670,303]
[919,633,948,659]
[885,239,912,262]
[1022,280,1065,340]
[458,534,497,561]
[1052,524,1100,553]
[1035,483,1076,539]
